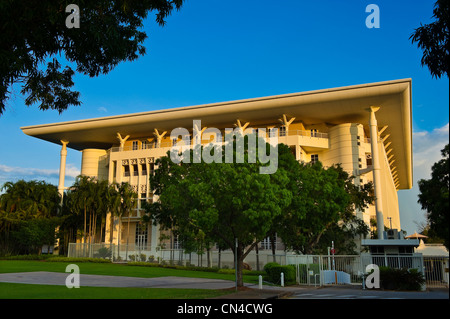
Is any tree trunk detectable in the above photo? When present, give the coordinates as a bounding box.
[218,248,222,269]
[270,233,276,263]
[207,247,211,268]
[255,243,260,271]
[126,213,130,260]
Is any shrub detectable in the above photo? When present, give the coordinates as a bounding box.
[263,262,280,273]
[0,254,53,261]
[93,247,111,259]
[46,257,111,263]
[379,267,425,291]
[265,264,296,285]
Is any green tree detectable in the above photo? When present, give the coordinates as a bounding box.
[0,0,184,115]
[276,161,373,255]
[70,175,96,244]
[410,0,449,79]
[0,180,60,254]
[145,136,292,286]
[117,182,138,260]
[418,144,449,250]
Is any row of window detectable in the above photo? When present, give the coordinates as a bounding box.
[129,128,326,150]
[122,163,155,177]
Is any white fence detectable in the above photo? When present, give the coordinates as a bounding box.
[67,243,285,270]
[67,243,448,288]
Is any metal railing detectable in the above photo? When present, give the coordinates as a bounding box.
[423,256,449,288]
[109,130,329,153]
[67,243,443,288]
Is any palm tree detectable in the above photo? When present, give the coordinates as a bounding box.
[118,182,137,261]
[105,182,121,260]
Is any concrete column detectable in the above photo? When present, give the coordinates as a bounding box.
[369,106,385,239]
[58,140,69,203]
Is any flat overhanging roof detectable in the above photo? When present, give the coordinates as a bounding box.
[361,239,420,247]
[21,78,413,189]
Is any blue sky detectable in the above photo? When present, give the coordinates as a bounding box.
[1,0,448,235]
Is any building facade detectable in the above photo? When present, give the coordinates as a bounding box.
[22,79,413,258]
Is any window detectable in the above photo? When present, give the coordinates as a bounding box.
[310,129,318,137]
[140,193,147,208]
[142,140,150,149]
[279,126,286,137]
[132,164,138,176]
[269,128,277,138]
[172,138,178,146]
[366,153,373,166]
[123,165,130,177]
[260,234,277,250]
[141,163,147,175]
[149,163,155,175]
[132,141,139,150]
[135,223,148,248]
[310,154,319,164]
[173,235,182,249]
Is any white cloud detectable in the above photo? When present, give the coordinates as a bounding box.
[412,123,449,180]
[97,106,108,113]
[0,162,80,189]
[398,123,449,234]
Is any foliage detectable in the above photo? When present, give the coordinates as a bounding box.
[0,0,184,115]
[263,262,280,273]
[264,264,296,285]
[0,180,61,255]
[46,257,112,263]
[9,218,61,255]
[418,144,449,250]
[62,176,136,252]
[126,261,265,276]
[410,0,449,79]
[144,136,293,286]
[94,247,112,259]
[277,161,373,255]
[379,267,425,291]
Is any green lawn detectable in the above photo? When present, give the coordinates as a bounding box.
[0,260,258,299]
[0,282,229,299]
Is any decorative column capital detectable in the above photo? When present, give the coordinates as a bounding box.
[60,140,69,155]
[369,106,380,113]
[117,133,130,148]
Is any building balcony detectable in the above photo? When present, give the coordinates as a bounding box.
[109,129,329,154]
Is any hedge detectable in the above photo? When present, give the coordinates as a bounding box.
[379,267,425,291]
[264,263,296,285]
[46,257,112,263]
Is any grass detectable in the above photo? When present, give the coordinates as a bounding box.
[0,282,229,299]
[0,259,261,299]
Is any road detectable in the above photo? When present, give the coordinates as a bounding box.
[287,286,449,299]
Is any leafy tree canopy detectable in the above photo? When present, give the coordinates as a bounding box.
[276,161,373,255]
[418,144,449,250]
[410,0,449,78]
[145,137,293,286]
[0,0,184,115]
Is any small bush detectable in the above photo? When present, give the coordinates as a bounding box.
[265,264,296,285]
[93,247,111,259]
[0,254,53,261]
[379,267,425,291]
[263,262,280,273]
[46,257,111,263]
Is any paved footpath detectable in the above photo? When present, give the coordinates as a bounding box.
[0,271,244,289]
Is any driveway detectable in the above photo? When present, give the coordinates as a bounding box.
[0,271,239,289]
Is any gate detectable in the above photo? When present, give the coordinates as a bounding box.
[423,256,449,288]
